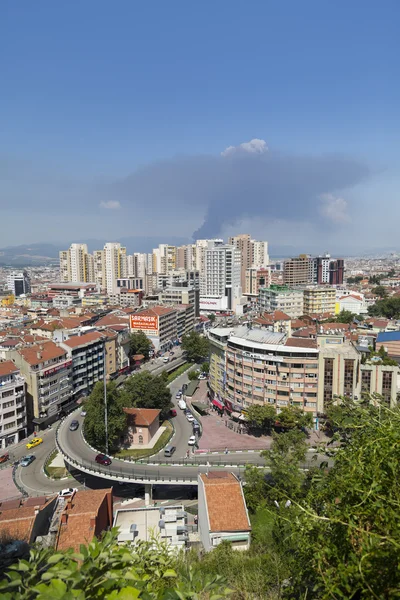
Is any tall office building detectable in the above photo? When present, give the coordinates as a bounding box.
[104,243,127,294]
[6,271,31,297]
[201,241,242,312]
[309,254,344,285]
[283,255,311,286]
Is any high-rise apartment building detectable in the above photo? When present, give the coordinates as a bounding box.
[283,255,310,286]
[251,240,269,267]
[229,234,252,289]
[245,267,271,298]
[0,361,27,448]
[200,241,242,312]
[104,243,127,294]
[59,244,93,284]
[258,285,304,318]
[6,271,31,297]
[93,250,106,289]
[302,286,336,316]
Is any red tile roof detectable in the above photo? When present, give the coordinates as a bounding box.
[136,306,176,317]
[63,331,104,349]
[18,341,67,366]
[0,497,54,542]
[200,472,250,533]
[285,337,318,348]
[123,408,161,427]
[0,360,19,377]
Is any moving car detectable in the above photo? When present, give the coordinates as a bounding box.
[188,435,196,446]
[58,487,78,497]
[169,408,177,417]
[187,413,194,422]
[0,452,9,464]
[20,455,36,467]
[26,437,43,449]
[95,453,112,466]
[163,356,169,363]
[164,445,176,457]
[69,420,79,431]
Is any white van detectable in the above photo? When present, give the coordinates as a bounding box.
[178,399,187,410]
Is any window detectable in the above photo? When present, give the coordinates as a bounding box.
[4,422,16,430]
[361,370,371,393]
[2,401,14,409]
[3,411,15,420]
[138,435,143,444]
[2,389,14,399]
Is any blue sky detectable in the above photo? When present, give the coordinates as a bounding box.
[1,1,399,252]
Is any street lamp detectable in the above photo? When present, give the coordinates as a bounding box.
[103,344,109,456]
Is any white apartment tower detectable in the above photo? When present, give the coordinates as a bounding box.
[104,243,127,294]
[201,241,242,311]
[252,240,269,267]
[59,244,94,283]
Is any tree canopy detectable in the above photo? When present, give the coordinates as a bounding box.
[129,331,152,360]
[335,309,357,324]
[346,275,363,284]
[84,381,127,452]
[275,405,313,430]
[368,296,400,319]
[371,284,388,298]
[245,404,276,432]
[121,370,172,417]
[181,331,209,363]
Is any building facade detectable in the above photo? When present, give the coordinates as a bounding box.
[0,361,27,448]
[61,332,106,400]
[201,241,242,312]
[208,328,230,401]
[245,267,271,298]
[130,306,178,352]
[258,285,304,318]
[6,271,31,297]
[303,286,336,316]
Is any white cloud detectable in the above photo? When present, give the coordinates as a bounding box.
[221,138,268,157]
[319,193,350,224]
[99,200,121,210]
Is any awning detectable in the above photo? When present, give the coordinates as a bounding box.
[212,399,224,410]
[231,411,242,420]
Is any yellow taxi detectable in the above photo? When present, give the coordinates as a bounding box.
[26,437,43,449]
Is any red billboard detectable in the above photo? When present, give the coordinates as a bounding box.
[130,314,158,332]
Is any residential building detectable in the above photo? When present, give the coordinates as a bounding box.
[198,472,251,552]
[104,243,127,295]
[11,341,73,429]
[130,306,177,351]
[245,267,271,298]
[175,304,195,338]
[229,234,252,289]
[122,408,160,446]
[251,240,269,268]
[336,293,366,315]
[223,326,319,415]
[283,255,310,287]
[0,495,57,544]
[93,250,106,290]
[309,254,344,285]
[360,362,398,406]
[6,271,31,297]
[114,505,188,549]
[208,328,230,401]
[61,331,106,400]
[201,241,243,313]
[55,489,113,552]
[102,330,118,379]
[47,283,98,299]
[376,331,400,360]
[303,286,336,316]
[258,285,304,318]
[157,269,200,291]
[0,361,27,448]
[159,284,199,317]
[59,244,93,283]
[108,288,143,308]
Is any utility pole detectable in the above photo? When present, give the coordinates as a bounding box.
[103,344,109,456]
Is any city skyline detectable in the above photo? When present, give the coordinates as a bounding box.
[2,2,400,250]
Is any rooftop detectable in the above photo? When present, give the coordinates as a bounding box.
[200,472,250,533]
[136,306,176,317]
[63,331,104,349]
[0,360,19,377]
[18,341,67,366]
[123,408,161,427]
[229,325,286,345]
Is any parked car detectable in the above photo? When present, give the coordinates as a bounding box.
[175,391,182,399]
[169,351,174,356]
[178,399,187,410]
[26,437,43,449]
[69,420,79,431]
[169,408,177,417]
[163,356,170,363]
[58,487,78,498]
[187,414,194,422]
[95,454,112,466]
[80,410,87,417]
[199,374,207,380]
[0,452,9,464]
[20,455,35,467]
[188,435,196,446]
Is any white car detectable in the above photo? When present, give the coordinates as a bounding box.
[58,487,78,498]
[80,410,87,417]
[178,399,187,410]
[199,374,207,380]
[188,435,196,446]
[187,414,194,422]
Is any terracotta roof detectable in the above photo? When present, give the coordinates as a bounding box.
[273,310,291,321]
[96,314,130,327]
[319,322,351,331]
[0,360,19,377]
[292,326,317,338]
[123,408,161,427]
[200,472,250,533]
[18,341,67,366]
[0,497,54,542]
[339,294,362,301]
[285,337,318,348]
[63,331,104,349]
[136,306,176,317]
[56,489,113,552]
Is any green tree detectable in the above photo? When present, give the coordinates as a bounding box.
[369,274,383,285]
[245,404,276,432]
[368,296,400,319]
[200,361,210,374]
[181,331,209,363]
[129,331,152,360]
[288,405,400,598]
[387,268,396,277]
[188,369,200,381]
[346,275,363,284]
[275,405,313,430]
[335,309,357,324]
[262,429,308,500]
[84,382,127,452]
[208,313,216,323]
[0,529,232,599]
[371,284,387,298]
[243,465,269,512]
[121,370,172,417]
